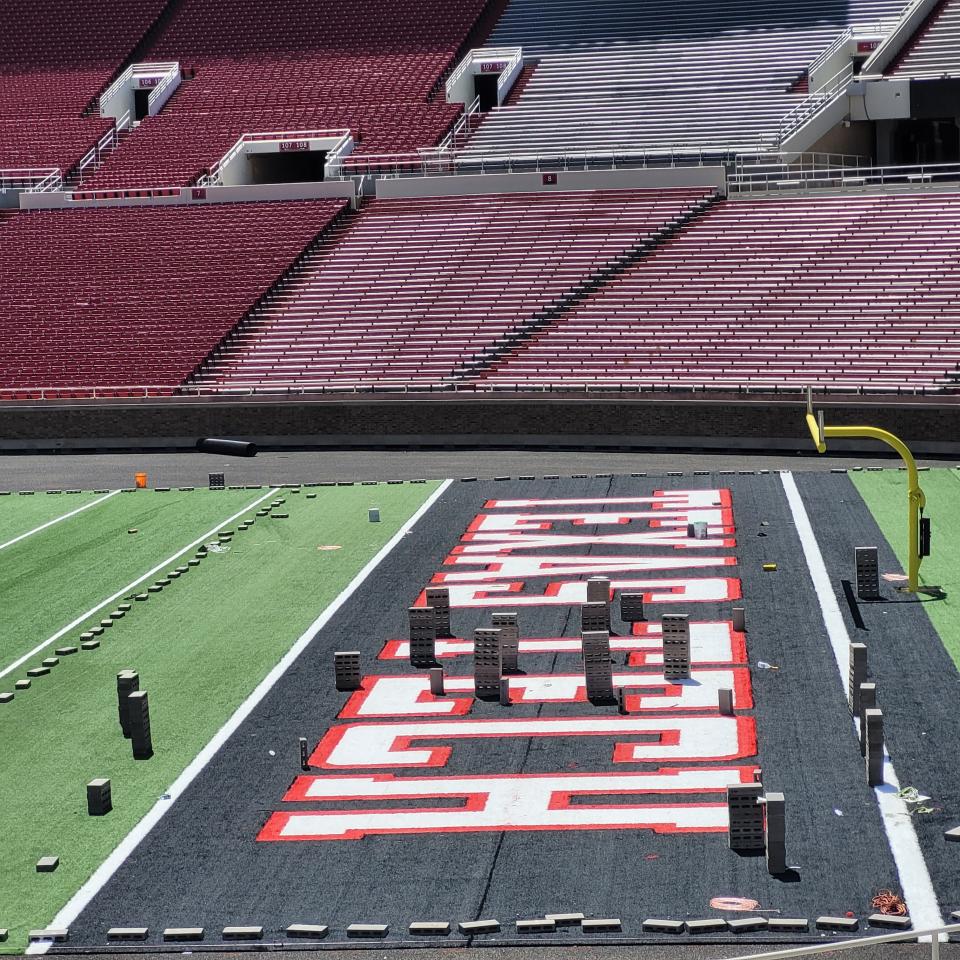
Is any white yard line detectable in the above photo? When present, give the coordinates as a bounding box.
[27,479,452,952]
[0,489,121,553]
[0,488,279,682]
[780,471,943,935]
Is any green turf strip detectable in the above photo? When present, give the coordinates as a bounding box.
[853,468,960,665]
[0,482,438,950]
[0,489,266,673]
[0,490,109,546]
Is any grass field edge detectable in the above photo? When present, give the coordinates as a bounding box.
[25,478,452,954]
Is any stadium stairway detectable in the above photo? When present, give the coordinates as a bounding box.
[189,186,717,391]
[447,190,720,383]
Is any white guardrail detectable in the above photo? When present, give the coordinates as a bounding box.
[0,168,62,192]
[731,158,960,193]
[333,143,869,179]
[0,381,953,402]
[777,61,854,142]
[438,95,482,152]
[74,110,132,185]
[336,142,771,178]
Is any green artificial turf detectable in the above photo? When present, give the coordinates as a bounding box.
[0,490,109,545]
[853,468,960,665]
[0,482,439,951]
[0,488,267,673]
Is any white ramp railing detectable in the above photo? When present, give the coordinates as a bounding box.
[777,62,854,143]
[0,168,62,193]
[438,96,482,152]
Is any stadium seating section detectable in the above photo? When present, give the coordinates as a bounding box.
[1,0,959,401]
[82,0,490,188]
[0,0,169,171]
[0,199,344,393]
[481,192,960,391]
[887,0,960,77]
[192,188,714,389]
[462,0,903,157]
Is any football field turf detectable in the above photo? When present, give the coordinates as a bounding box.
[852,468,960,667]
[0,483,440,953]
[2,470,958,953]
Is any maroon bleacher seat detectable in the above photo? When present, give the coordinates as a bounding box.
[191,187,715,390]
[0,199,345,388]
[0,0,171,172]
[480,192,960,392]
[83,0,491,188]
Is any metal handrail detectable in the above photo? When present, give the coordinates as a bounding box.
[777,61,854,141]
[99,64,134,110]
[496,46,524,99]
[337,141,765,179]
[730,158,960,193]
[0,167,62,192]
[146,64,181,112]
[438,95,482,152]
[808,27,854,75]
[338,145,869,181]
[0,381,953,402]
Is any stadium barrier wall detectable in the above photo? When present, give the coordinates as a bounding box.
[376,166,727,199]
[20,179,357,210]
[0,394,958,454]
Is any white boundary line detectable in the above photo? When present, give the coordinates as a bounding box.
[28,479,453,952]
[0,488,279,682]
[780,471,943,934]
[0,489,121,552]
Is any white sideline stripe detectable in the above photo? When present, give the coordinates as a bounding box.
[780,471,943,935]
[0,489,120,552]
[0,488,279,682]
[29,478,453,952]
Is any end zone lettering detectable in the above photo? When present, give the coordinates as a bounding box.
[341,669,752,718]
[260,490,755,843]
[432,576,741,607]
[259,767,757,841]
[310,715,757,769]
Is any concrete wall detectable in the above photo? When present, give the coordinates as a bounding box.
[2,394,958,455]
[21,179,356,210]
[376,166,727,200]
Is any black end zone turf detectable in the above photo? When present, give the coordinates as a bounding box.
[63,475,954,946]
